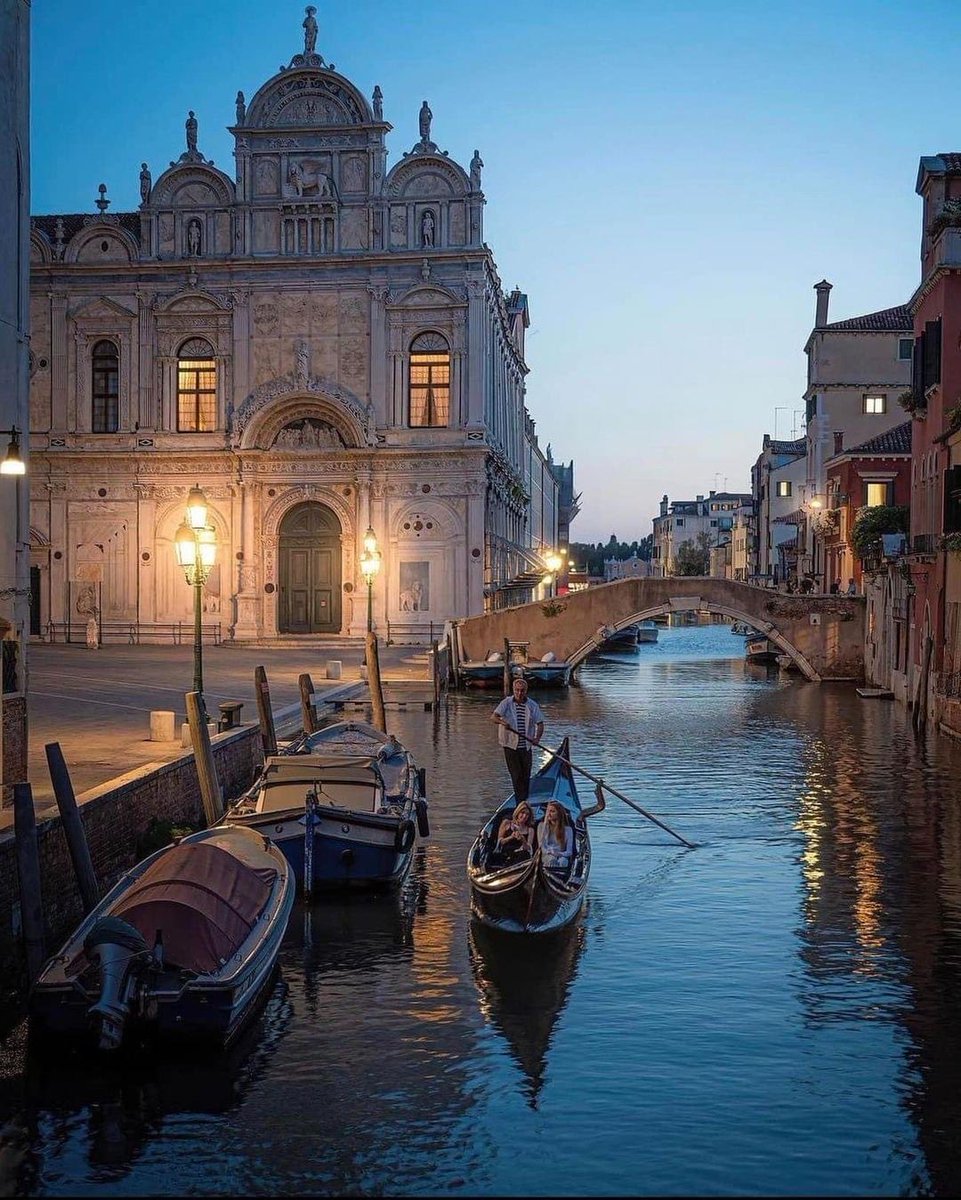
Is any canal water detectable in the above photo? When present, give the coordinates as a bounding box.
[3,624,961,1195]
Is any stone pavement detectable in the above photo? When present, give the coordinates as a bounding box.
[1,639,433,831]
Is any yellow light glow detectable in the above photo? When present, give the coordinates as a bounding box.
[186,483,208,531]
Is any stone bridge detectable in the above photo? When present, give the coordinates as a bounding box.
[455,578,866,682]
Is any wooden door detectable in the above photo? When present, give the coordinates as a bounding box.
[278,504,342,633]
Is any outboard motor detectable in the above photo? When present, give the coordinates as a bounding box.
[84,917,149,1051]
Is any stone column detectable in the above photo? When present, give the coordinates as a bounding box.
[466,479,486,616]
[466,278,485,429]
[368,284,388,426]
[233,476,260,639]
[49,294,68,433]
[137,292,153,430]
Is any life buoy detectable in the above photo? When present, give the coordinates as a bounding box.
[394,818,416,855]
[415,798,430,839]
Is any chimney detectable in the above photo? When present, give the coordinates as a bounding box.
[709,489,716,497]
[833,430,843,455]
[660,494,668,517]
[814,279,832,327]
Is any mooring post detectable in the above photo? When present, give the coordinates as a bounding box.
[255,665,278,758]
[13,782,46,984]
[503,638,512,694]
[187,690,224,825]
[365,632,388,733]
[44,742,99,914]
[299,673,318,734]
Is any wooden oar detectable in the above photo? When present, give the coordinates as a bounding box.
[502,721,696,849]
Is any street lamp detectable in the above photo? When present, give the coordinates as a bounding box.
[359,525,381,632]
[175,484,217,718]
[0,428,25,476]
[545,550,563,599]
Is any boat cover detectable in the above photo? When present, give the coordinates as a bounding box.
[112,842,274,975]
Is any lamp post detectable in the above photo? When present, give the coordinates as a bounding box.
[545,550,563,599]
[0,427,26,798]
[0,427,25,476]
[175,484,217,718]
[359,525,381,632]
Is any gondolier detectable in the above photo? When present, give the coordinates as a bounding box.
[491,677,545,803]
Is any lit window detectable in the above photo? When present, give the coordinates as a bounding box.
[865,481,892,507]
[776,480,792,497]
[863,394,886,414]
[409,332,450,427]
[91,340,119,433]
[898,338,913,361]
[177,338,217,432]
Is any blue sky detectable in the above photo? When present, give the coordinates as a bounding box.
[30,0,961,542]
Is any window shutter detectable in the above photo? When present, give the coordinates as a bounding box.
[924,318,942,388]
[913,332,925,401]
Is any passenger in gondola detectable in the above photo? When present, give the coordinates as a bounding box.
[538,801,573,872]
[492,801,536,865]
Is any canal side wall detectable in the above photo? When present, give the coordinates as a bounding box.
[0,723,264,1000]
[459,578,865,681]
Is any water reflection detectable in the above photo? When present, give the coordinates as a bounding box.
[468,919,586,1109]
[6,626,961,1193]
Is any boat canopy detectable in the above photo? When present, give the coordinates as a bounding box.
[256,755,385,814]
[112,842,273,974]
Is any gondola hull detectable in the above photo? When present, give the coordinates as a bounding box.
[467,737,590,934]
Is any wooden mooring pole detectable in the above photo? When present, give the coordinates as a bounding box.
[13,782,46,983]
[365,632,388,733]
[503,637,512,694]
[187,690,224,826]
[299,673,318,734]
[45,742,100,913]
[255,665,278,758]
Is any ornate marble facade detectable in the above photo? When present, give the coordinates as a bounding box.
[27,10,567,639]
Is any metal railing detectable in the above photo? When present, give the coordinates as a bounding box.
[385,619,441,645]
[912,533,938,556]
[44,620,222,646]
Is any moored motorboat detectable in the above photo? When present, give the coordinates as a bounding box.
[602,624,640,648]
[635,621,659,644]
[517,659,573,688]
[467,737,592,933]
[29,825,293,1051]
[745,635,777,663]
[224,719,428,892]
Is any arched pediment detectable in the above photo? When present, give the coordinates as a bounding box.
[246,67,371,128]
[234,379,373,449]
[385,155,469,199]
[30,230,51,264]
[156,288,232,315]
[65,225,138,265]
[151,164,235,207]
[389,283,465,309]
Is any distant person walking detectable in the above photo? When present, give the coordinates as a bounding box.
[846,578,857,596]
[491,676,545,803]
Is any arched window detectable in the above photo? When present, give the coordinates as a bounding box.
[409,332,450,427]
[177,338,217,431]
[91,340,119,433]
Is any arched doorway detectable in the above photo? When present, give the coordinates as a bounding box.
[278,503,342,634]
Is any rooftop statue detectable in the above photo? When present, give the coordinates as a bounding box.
[470,150,483,191]
[373,85,383,121]
[303,6,318,54]
[186,110,198,154]
[419,100,432,142]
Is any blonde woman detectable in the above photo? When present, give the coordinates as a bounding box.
[538,801,573,870]
[495,801,536,862]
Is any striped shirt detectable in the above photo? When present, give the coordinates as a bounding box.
[493,694,544,750]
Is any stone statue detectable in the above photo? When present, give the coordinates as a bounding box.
[421,210,435,248]
[419,100,432,142]
[139,162,151,203]
[372,85,383,121]
[470,149,483,190]
[235,91,246,124]
[288,161,304,196]
[187,219,201,256]
[303,5,318,54]
[185,111,198,153]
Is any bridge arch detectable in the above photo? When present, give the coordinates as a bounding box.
[455,578,865,684]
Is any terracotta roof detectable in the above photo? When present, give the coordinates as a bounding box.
[32,212,141,243]
[823,304,911,332]
[837,421,912,457]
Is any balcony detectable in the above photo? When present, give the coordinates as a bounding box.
[911,533,938,558]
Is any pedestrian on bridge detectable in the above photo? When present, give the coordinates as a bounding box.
[491,676,545,804]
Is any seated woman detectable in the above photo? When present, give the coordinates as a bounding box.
[492,801,536,864]
[537,801,574,871]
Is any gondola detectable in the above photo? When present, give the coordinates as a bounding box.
[224,719,429,892]
[467,737,591,933]
[29,825,294,1051]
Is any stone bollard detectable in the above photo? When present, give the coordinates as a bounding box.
[150,710,177,742]
[325,659,342,680]
[182,721,217,748]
